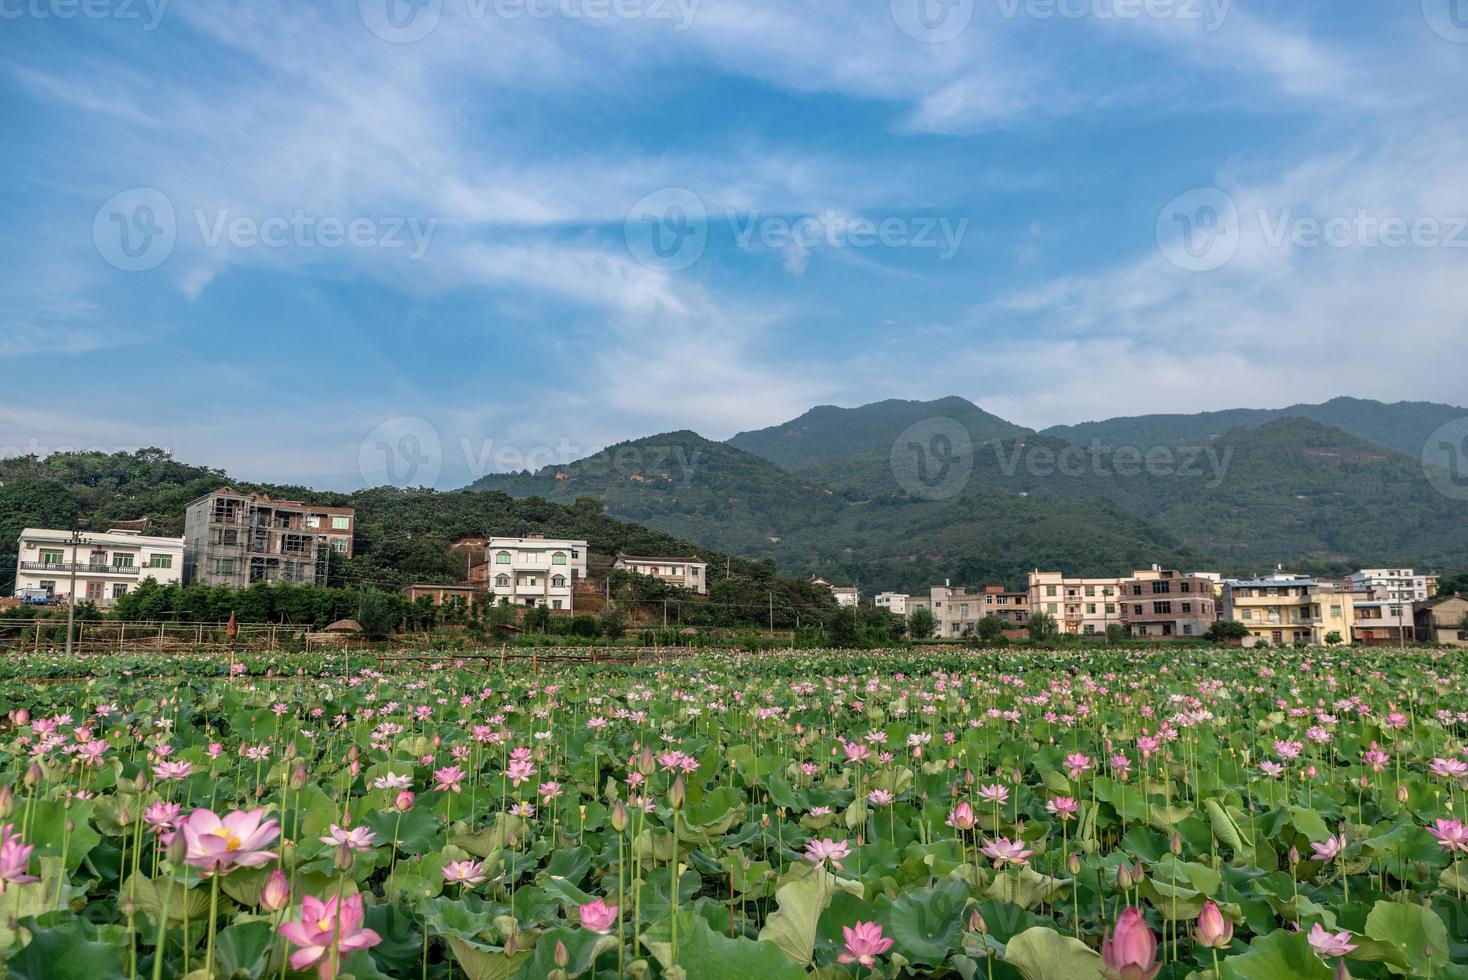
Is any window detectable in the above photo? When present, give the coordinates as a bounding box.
[1046,586,1057,597]
[306,516,321,529]
[1182,602,1192,613]
[496,552,512,564]
[552,599,563,610]
[40,549,64,565]
[1083,624,1095,634]
[1183,624,1193,635]
[571,549,580,559]
[216,558,235,574]
[495,574,510,587]
[1152,581,1169,594]
[112,584,128,598]
[39,581,55,594]
[331,516,350,530]
[1104,586,1115,596]
[1181,582,1192,593]
[552,553,568,565]
[146,553,173,568]
[1133,604,1143,615]
[1046,603,1058,614]
[1086,603,1096,614]
[112,553,134,568]
[1132,584,1143,596]
[1241,608,1253,620]
[86,581,103,599]
[221,529,238,545]
[1153,601,1172,615]
[1105,603,1116,614]
[331,538,349,553]
[552,575,566,588]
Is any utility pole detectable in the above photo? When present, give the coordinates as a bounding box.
[65,530,91,656]
[768,591,773,637]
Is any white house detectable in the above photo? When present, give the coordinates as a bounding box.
[612,554,708,594]
[1348,568,1433,604]
[485,535,588,611]
[16,528,185,606]
[874,592,908,615]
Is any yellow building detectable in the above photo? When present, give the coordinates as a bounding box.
[1222,575,1356,646]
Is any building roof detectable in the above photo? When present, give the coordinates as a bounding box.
[615,554,705,564]
[1227,577,1321,588]
[188,487,354,514]
[20,527,185,548]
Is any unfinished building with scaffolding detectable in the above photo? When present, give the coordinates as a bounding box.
[182,488,355,588]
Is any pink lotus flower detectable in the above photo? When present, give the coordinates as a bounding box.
[144,801,183,833]
[1193,900,1233,949]
[1310,834,1346,863]
[980,836,1033,868]
[320,824,378,852]
[978,783,1009,805]
[433,765,466,793]
[1064,753,1093,779]
[152,760,193,782]
[260,868,291,912]
[578,898,618,933]
[1429,757,1468,780]
[804,837,851,870]
[837,921,894,968]
[0,824,39,893]
[1046,797,1079,822]
[1307,923,1357,959]
[841,742,871,764]
[180,807,279,875]
[442,859,488,887]
[867,789,894,806]
[946,801,976,831]
[1102,907,1160,980]
[278,893,383,979]
[1428,817,1468,854]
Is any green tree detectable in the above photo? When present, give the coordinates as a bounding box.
[1324,631,1343,646]
[1204,620,1250,642]
[596,605,627,640]
[1027,611,1059,643]
[1104,622,1127,645]
[523,604,552,634]
[907,606,936,641]
[827,607,861,648]
[976,615,1007,644]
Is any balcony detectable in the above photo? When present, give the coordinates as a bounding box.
[20,561,140,577]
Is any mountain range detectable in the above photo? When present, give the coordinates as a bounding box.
[469,396,1468,590]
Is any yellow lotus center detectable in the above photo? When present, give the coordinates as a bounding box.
[209,827,243,851]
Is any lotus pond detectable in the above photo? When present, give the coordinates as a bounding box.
[1,646,1467,979]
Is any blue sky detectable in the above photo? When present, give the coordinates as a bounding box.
[2,0,1466,489]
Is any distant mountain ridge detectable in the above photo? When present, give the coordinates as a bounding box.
[469,396,1468,587]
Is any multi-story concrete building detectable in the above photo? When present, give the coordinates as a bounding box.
[1222,574,1356,646]
[874,592,909,616]
[16,527,184,607]
[486,535,588,611]
[612,554,708,594]
[1414,594,1468,646]
[1028,571,1126,636]
[1348,568,1434,604]
[183,488,354,588]
[1351,599,1415,644]
[1121,568,1217,639]
[908,584,1025,637]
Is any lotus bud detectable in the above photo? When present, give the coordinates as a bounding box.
[504,931,518,956]
[610,800,629,834]
[554,939,570,969]
[1068,852,1081,876]
[335,843,355,872]
[1102,908,1158,980]
[0,784,12,819]
[1397,784,1410,804]
[282,742,298,762]
[1131,859,1145,883]
[1288,845,1300,867]
[1170,833,1182,856]
[24,761,42,789]
[669,775,685,810]
[350,758,362,777]
[395,790,415,812]
[968,910,987,934]
[260,868,290,912]
[289,763,307,790]
[1194,900,1233,949]
[165,831,188,864]
[10,708,29,726]
[637,747,655,776]
[1117,863,1134,890]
